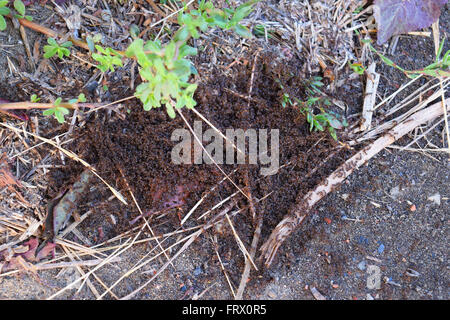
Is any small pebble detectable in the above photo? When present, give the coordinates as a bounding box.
[427,193,441,206]
[358,260,367,271]
[378,244,385,254]
[390,186,400,198]
[193,266,202,276]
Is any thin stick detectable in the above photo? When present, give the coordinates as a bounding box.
[225,213,258,271]
[212,236,236,299]
[61,245,100,299]
[121,203,235,299]
[235,211,263,299]
[190,108,244,156]
[47,223,145,299]
[0,122,127,205]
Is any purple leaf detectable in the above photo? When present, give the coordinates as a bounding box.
[374,0,448,44]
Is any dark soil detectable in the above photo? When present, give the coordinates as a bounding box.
[44,49,354,275]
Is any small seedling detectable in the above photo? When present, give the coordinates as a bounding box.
[67,93,86,104]
[301,107,347,140]
[281,93,292,108]
[86,33,103,52]
[30,94,40,102]
[43,98,68,123]
[92,45,124,72]
[349,62,366,75]
[278,77,347,140]
[43,94,86,123]
[13,0,32,21]
[43,38,72,59]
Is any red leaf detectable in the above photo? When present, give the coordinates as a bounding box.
[374,0,448,44]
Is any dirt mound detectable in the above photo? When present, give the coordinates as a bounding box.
[46,50,353,253]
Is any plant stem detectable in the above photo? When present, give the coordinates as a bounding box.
[9,15,90,51]
[0,102,100,110]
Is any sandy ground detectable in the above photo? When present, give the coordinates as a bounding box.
[1,146,448,300]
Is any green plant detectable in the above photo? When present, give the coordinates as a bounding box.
[43,94,86,123]
[30,94,40,102]
[363,39,449,78]
[13,0,32,21]
[278,77,347,140]
[125,0,259,118]
[348,62,366,75]
[0,0,10,31]
[43,38,72,59]
[92,45,124,72]
[0,0,32,31]
[43,98,68,123]
[301,108,347,140]
[86,33,103,52]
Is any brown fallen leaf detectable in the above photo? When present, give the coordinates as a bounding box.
[0,238,56,274]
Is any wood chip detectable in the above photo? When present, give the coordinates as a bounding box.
[360,62,380,131]
[310,286,327,300]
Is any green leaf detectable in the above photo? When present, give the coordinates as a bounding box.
[86,36,95,52]
[61,41,72,48]
[313,119,324,131]
[14,0,25,17]
[328,127,337,140]
[306,112,312,124]
[0,0,9,7]
[173,59,192,79]
[174,27,190,42]
[129,24,140,38]
[43,109,54,116]
[55,111,65,123]
[54,97,62,107]
[230,6,252,25]
[47,37,57,46]
[328,117,344,130]
[43,47,57,58]
[0,15,5,31]
[30,94,40,102]
[165,41,176,61]
[166,103,176,118]
[0,7,10,16]
[234,24,253,38]
[179,44,197,58]
[59,107,69,115]
[62,48,70,57]
[125,38,144,58]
